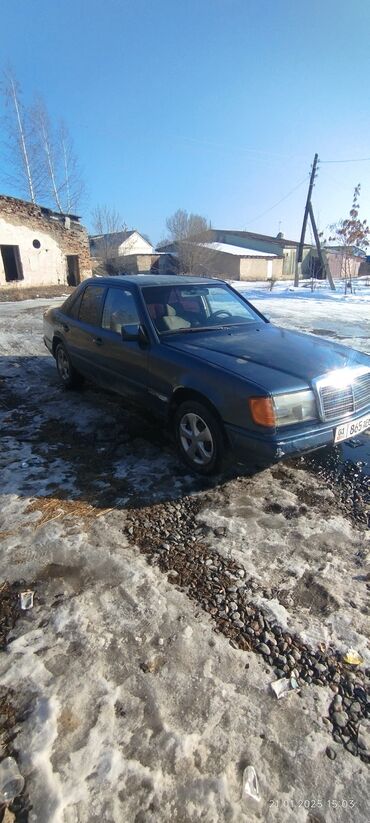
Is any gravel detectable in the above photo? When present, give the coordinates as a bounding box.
[125,493,370,764]
[0,582,31,819]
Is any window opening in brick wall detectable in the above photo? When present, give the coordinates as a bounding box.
[66,255,80,286]
[0,245,24,282]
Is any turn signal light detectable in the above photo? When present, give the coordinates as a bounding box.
[249,397,276,427]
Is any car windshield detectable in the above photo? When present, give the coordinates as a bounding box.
[142,283,263,334]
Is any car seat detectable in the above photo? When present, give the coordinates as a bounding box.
[159,304,191,331]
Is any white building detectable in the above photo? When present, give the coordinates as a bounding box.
[89,230,153,260]
[0,194,92,288]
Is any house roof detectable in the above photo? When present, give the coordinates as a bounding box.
[200,241,278,258]
[157,229,314,253]
[326,244,367,257]
[89,230,136,244]
[212,229,312,248]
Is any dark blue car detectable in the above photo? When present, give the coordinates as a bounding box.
[43,275,370,474]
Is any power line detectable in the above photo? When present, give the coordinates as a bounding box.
[245,176,309,227]
[321,156,370,164]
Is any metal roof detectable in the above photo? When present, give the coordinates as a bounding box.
[211,229,313,248]
[89,230,136,243]
[157,230,314,252]
[200,241,278,258]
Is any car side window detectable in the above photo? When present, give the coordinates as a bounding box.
[67,291,83,319]
[78,286,106,326]
[101,287,140,334]
[61,291,79,316]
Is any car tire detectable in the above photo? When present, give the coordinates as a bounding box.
[55,342,84,389]
[174,400,225,475]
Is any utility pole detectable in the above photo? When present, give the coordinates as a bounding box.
[308,203,335,290]
[295,154,318,286]
[294,154,335,290]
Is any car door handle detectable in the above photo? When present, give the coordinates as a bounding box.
[62,323,69,332]
[92,336,103,346]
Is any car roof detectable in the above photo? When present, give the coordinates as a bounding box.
[83,274,225,288]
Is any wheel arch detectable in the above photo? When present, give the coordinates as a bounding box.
[169,387,230,446]
[52,335,63,357]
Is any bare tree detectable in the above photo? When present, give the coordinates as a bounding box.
[91,205,127,262]
[165,208,214,274]
[329,184,370,291]
[31,98,63,211]
[1,67,40,203]
[166,209,210,242]
[58,121,85,213]
[1,68,85,213]
[30,101,85,214]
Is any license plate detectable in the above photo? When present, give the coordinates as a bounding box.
[334,413,370,443]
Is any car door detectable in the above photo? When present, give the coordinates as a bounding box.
[64,283,108,382]
[93,285,149,402]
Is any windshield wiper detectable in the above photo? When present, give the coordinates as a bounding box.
[161,325,225,335]
[161,321,259,336]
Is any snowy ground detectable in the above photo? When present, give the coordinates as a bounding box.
[0,292,370,822]
[234,279,370,357]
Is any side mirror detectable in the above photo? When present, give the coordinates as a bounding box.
[121,323,148,344]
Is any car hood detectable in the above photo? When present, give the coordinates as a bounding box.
[164,324,368,391]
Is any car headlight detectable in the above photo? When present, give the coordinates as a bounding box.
[273,389,317,426]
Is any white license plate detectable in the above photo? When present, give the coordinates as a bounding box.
[334,413,370,443]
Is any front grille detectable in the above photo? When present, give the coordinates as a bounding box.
[354,373,370,407]
[319,371,370,421]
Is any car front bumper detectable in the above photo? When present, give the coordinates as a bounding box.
[225,411,369,466]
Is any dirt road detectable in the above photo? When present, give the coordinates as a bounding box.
[0,297,369,823]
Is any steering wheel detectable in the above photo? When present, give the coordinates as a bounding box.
[209,310,233,321]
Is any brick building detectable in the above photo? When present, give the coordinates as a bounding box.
[0,195,92,289]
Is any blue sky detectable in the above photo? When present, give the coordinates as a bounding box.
[1,0,370,243]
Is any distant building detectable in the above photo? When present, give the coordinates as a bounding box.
[89,229,154,258]
[157,228,370,282]
[322,245,368,281]
[89,230,155,275]
[0,194,92,289]
[157,229,315,281]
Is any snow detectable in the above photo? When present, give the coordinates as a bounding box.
[233,279,370,356]
[0,295,369,822]
[198,468,370,662]
[234,277,370,302]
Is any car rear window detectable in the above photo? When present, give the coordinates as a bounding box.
[78,285,106,326]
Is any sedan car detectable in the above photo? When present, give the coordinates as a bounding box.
[43,275,370,474]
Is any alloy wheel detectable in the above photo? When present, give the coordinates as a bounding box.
[179,412,214,466]
[57,348,70,382]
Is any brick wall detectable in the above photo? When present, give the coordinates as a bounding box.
[0,195,92,288]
